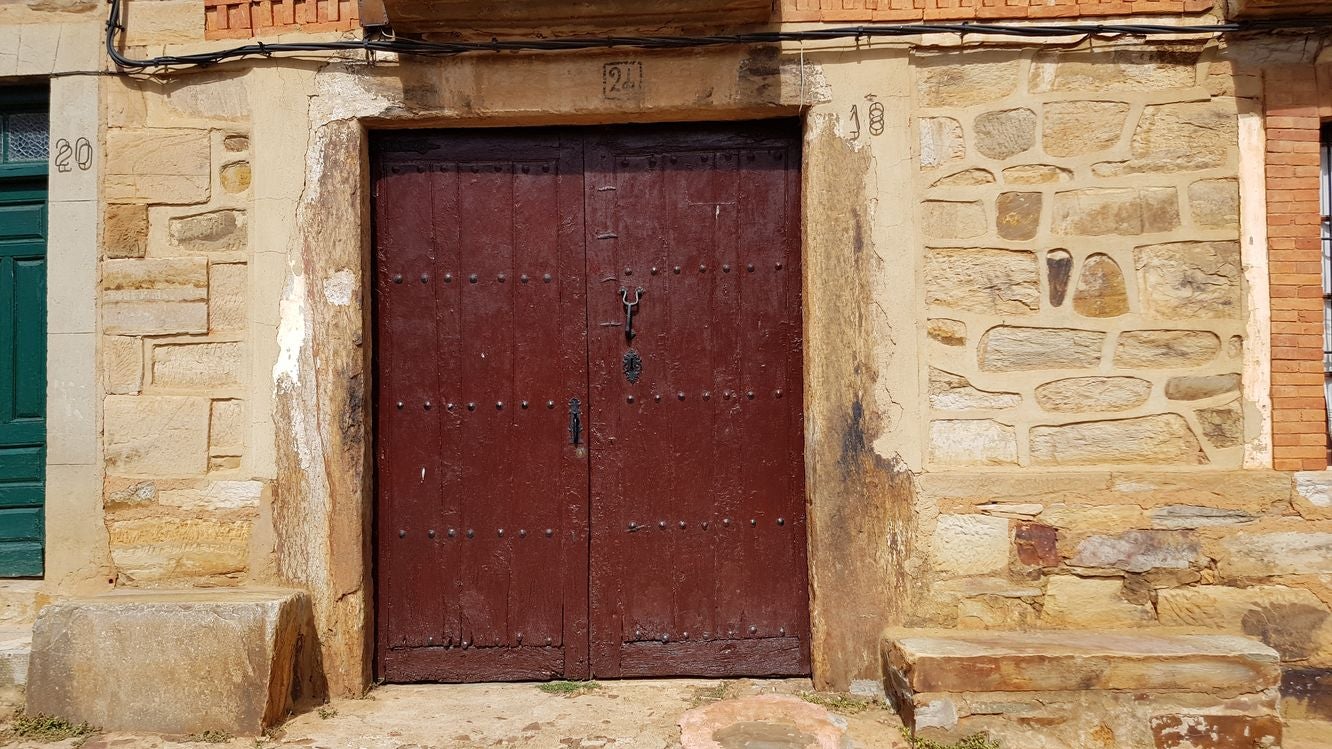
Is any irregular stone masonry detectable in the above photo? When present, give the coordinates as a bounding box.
[918,44,1247,469]
[99,76,258,588]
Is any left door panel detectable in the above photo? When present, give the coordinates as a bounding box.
[0,92,49,577]
[373,132,590,681]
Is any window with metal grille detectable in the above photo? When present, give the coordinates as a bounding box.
[0,90,48,179]
[1322,122,1332,453]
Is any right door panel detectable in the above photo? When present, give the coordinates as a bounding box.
[585,123,809,678]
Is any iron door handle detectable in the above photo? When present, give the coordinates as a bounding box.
[620,287,643,341]
[569,398,582,446]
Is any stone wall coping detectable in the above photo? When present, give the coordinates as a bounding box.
[887,630,1279,661]
[50,587,305,607]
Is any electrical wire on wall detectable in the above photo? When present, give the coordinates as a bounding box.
[105,0,1332,72]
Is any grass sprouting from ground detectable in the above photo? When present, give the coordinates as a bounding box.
[316,705,338,720]
[901,728,1001,749]
[798,690,877,715]
[10,712,98,743]
[186,729,234,743]
[688,680,741,707]
[537,680,601,697]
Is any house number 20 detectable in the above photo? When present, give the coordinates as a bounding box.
[53,137,93,173]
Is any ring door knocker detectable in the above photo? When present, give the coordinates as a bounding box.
[620,286,644,342]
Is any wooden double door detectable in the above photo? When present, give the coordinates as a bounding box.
[372,122,807,682]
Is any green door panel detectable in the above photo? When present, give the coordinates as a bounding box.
[0,162,45,577]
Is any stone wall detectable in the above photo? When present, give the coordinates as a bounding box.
[917,44,1249,469]
[99,72,268,588]
[906,40,1332,715]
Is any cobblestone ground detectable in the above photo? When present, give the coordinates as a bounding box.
[0,679,909,749]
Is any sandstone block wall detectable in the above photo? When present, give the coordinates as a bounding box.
[99,73,266,588]
[916,44,1249,469]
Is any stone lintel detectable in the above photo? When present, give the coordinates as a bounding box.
[27,588,324,735]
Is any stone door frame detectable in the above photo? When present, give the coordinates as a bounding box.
[275,48,918,696]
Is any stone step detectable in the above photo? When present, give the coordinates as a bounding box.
[27,588,324,735]
[883,630,1283,749]
[0,627,32,718]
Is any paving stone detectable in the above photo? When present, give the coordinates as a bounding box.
[27,589,321,736]
[679,694,850,749]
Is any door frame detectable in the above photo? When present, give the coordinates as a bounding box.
[273,47,919,696]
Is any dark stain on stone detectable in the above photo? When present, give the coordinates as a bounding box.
[1243,603,1330,661]
[738,46,782,103]
[1150,714,1282,749]
[1282,667,1332,718]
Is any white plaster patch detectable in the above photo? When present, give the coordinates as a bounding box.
[273,273,307,390]
[1295,472,1332,508]
[323,269,355,307]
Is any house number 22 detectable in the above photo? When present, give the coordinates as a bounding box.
[53,137,93,173]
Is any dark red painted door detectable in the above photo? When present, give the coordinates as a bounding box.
[585,124,808,677]
[373,132,591,681]
[373,122,807,683]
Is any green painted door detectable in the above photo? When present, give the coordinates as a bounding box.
[0,91,49,577]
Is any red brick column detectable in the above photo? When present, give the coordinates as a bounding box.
[1264,65,1328,471]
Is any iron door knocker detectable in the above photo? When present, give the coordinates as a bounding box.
[620,287,644,341]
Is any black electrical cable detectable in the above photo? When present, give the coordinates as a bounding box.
[105,0,1332,72]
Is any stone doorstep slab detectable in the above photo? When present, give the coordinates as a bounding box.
[26,588,323,736]
[883,630,1281,695]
